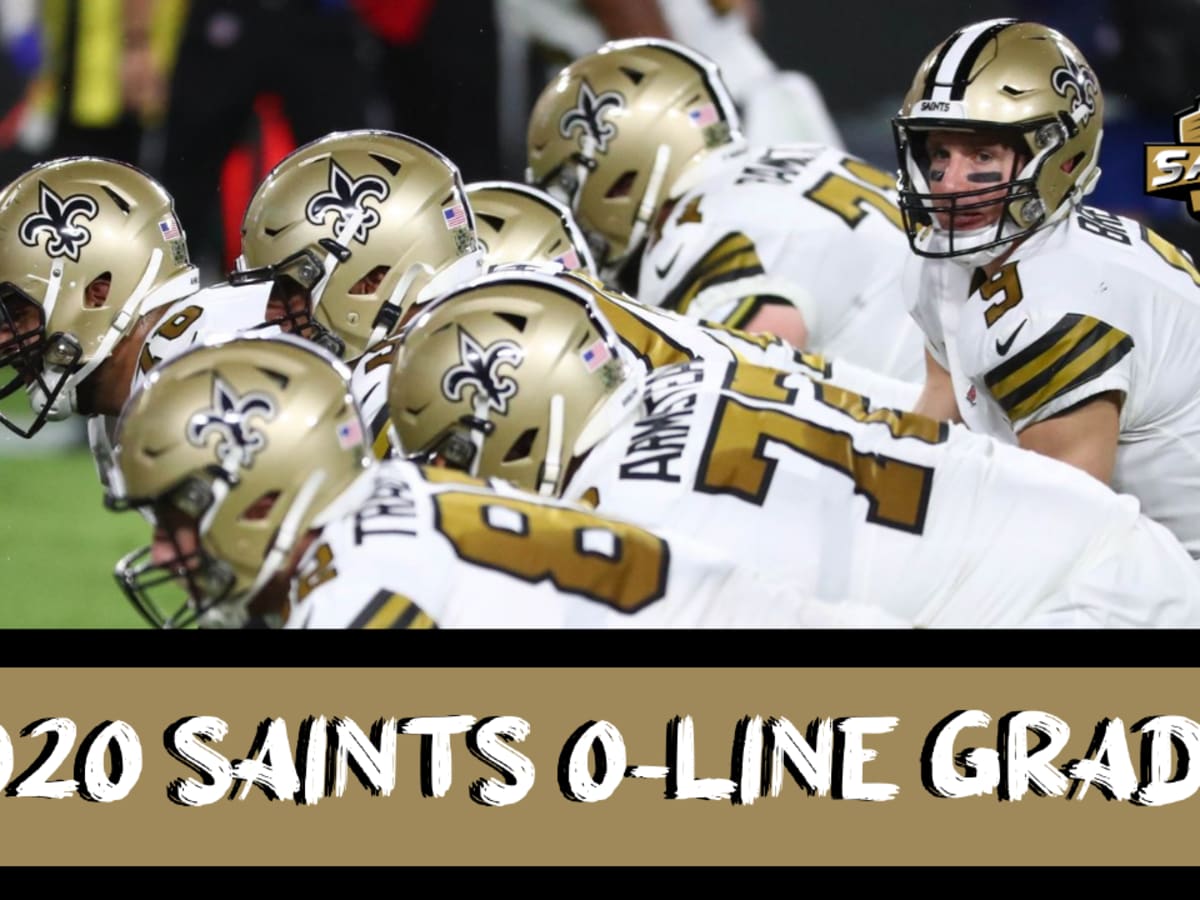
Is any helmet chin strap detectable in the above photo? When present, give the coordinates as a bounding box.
[230,469,328,628]
[367,260,435,348]
[538,393,565,496]
[309,208,368,316]
[464,393,494,479]
[605,144,672,279]
[368,249,486,348]
[29,250,198,420]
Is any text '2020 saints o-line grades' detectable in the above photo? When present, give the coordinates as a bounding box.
[1,710,1196,807]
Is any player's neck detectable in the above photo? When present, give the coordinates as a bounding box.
[250,528,322,625]
[980,236,1024,280]
[84,304,172,418]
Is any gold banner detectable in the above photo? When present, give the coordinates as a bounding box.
[1,664,1197,866]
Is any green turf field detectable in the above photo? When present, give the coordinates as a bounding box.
[0,403,151,627]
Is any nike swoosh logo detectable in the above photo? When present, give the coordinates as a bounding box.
[654,246,682,279]
[995,320,1027,356]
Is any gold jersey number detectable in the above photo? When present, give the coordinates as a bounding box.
[432,490,670,613]
[698,362,944,533]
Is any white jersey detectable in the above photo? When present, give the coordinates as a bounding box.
[285,460,903,628]
[639,143,925,384]
[583,276,922,411]
[906,206,1200,558]
[87,281,274,494]
[560,355,1200,626]
[357,268,921,460]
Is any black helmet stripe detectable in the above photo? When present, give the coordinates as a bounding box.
[923,18,1017,101]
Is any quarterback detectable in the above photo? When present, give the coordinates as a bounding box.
[525,38,925,383]
[389,271,1200,627]
[105,333,901,629]
[893,18,1200,558]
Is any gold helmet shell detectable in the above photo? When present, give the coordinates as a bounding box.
[388,270,643,496]
[110,332,371,628]
[466,180,599,277]
[0,156,199,436]
[891,18,1103,261]
[526,38,742,281]
[239,130,484,359]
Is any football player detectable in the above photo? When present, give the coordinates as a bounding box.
[892,18,1200,558]
[471,180,921,401]
[0,157,202,453]
[497,0,844,149]
[525,38,925,383]
[106,332,901,629]
[0,133,482,490]
[236,129,484,362]
[388,271,1200,627]
[356,179,919,461]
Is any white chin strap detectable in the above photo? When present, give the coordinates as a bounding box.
[366,249,485,349]
[538,393,565,496]
[366,260,434,349]
[250,469,327,600]
[627,146,671,262]
[603,144,672,281]
[29,253,199,419]
[464,393,493,479]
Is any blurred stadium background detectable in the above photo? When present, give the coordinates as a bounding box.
[2,0,1198,626]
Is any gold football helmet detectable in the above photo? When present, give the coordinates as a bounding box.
[0,157,199,437]
[526,38,742,282]
[237,130,484,360]
[466,180,598,277]
[389,270,643,496]
[109,332,371,628]
[891,18,1103,262]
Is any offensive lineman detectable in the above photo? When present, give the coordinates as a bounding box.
[388,270,1200,627]
[525,38,925,384]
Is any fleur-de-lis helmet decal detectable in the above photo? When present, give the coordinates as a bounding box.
[441,327,523,415]
[186,376,278,470]
[304,159,390,244]
[559,80,625,155]
[17,181,100,262]
[1050,53,1099,126]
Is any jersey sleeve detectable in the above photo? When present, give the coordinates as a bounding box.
[982,311,1134,432]
[899,257,950,371]
[87,415,119,496]
[291,582,439,629]
[651,229,818,331]
[286,533,440,629]
[349,335,402,459]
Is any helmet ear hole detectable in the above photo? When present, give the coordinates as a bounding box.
[351,265,389,295]
[1061,152,1084,174]
[504,427,539,462]
[241,490,281,522]
[606,171,638,199]
[85,273,112,308]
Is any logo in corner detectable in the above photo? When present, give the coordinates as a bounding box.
[1145,97,1200,222]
